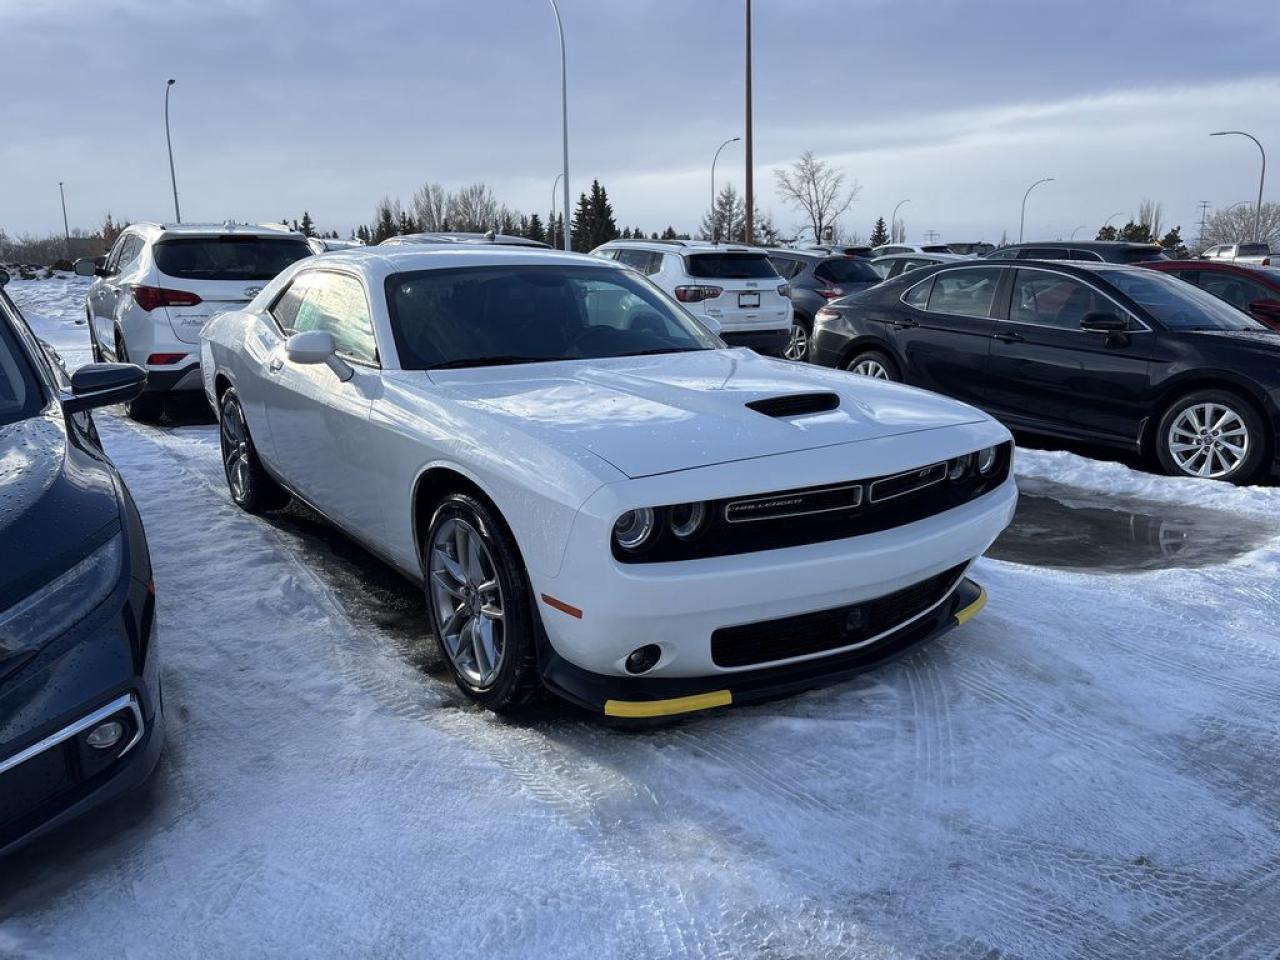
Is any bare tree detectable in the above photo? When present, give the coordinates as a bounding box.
[1201,202,1280,251]
[1136,199,1163,239]
[446,183,500,232]
[411,183,447,232]
[774,151,860,243]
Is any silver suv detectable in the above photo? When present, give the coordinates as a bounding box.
[590,239,791,355]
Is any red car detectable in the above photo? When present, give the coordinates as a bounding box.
[1142,260,1280,330]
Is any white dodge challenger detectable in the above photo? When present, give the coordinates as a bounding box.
[201,247,1016,718]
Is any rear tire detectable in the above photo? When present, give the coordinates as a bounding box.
[1154,389,1265,484]
[424,493,539,713]
[783,315,812,362]
[843,348,899,381]
[218,388,290,512]
[115,334,163,422]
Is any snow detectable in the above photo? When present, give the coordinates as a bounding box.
[4,275,1280,957]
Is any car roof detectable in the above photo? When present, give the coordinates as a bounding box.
[1000,240,1163,251]
[873,252,966,262]
[306,245,618,279]
[593,239,766,254]
[382,232,551,248]
[128,221,306,241]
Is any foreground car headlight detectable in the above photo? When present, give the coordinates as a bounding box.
[947,454,973,481]
[669,502,708,540]
[613,508,657,552]
[0,532,123,659]
[976,446,1000,476]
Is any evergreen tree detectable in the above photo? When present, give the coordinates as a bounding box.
[526,212,546,244]
[570,180,619,252]
[372,197,399,244]
[701,185,743,242]
[1095,224,1119,241]
[621,227,632,240]
[299,211,315,238]
[1159,226,1187,258]
[869,217,889,247]
[397,210,416,235]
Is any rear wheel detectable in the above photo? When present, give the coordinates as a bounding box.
[218,388,290,512]
[783,316,812,361]
[843,349,899,381]
[116,334,163,421]
[1155,389,1265,484]
[424,493,539,712]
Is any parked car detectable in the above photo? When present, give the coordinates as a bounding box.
[1199,243,1273,266]
[200,247,1014,717]
[871,252,967,280]
[592,239,791,355]
[809,259,1280,483]
[983,241,1168,264]
[1141,260,1280,330]
[381,232,551,249]
[946,242,995,257]
[0,269,162,856]
[307,237,366,256]
[74,222,312,421]
[872,243,956,257]
[766,249,882,360]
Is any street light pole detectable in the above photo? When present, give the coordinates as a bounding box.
[890,199,910,243]
[1019,177,1054,243]
[547,0,570,251]
[550,172,563,246]
[1211,131,1266,243]
[1070,225,1087,240]
[1103,211,1124,230]
[743,0,754,244]
[164,79,181,223]
[711,136,741,242]
[58,181,71,260]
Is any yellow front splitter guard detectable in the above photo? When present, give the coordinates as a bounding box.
[604,689,732,719]
[954,586,988,625]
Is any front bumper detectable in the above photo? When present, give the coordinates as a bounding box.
[541,578,987,718]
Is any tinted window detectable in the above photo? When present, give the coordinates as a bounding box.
[282,272,378,364]
[154,236,312,281]
[386,265,720,369]
[1009,270,1111,330]
[1198,272,1276,314]
[815,258,879,283]
[0,306,43,427]
[870,260,893,279]
[1019,247,1069,260]
[986,248,1018,260]
[616,249,661,276]
[926,268,1001,318]
[1240,244,1271,257]
[684,253,777,279]
[1118,247,1169,263]
[768,257,804,280]
[900,259,930,273]
[902,278,932,308]
[1069,249,1104,262]
[921,245,952,253]
[1100,269,1260,331]
[104,234,131,274]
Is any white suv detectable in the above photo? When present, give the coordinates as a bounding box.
[75,222,312,419]
[590,239,791,355]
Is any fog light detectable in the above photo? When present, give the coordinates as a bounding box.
[85,719,126,750]
[624,644,662,675]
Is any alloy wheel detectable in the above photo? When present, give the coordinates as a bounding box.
[428,518,506,689]
[784,323,808,361]
[1167,402,1249,479]
[850,358,890,379]
[219,398,252,502]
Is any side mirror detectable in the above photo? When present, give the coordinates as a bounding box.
[285,330,353,382]
[63,363,146,414]
[73,257,102,278]
[1080,312,1128,333]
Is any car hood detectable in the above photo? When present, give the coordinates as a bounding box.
[423,349,988,478]
[0,412,121,678]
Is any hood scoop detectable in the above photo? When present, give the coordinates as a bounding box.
[746,392,840,419]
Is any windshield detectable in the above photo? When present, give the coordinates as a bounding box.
[1100,269,1267,331]
[153,236,312,282]
[1240,244,1271,257]
[386,265,723,370]
[0,306,44,427]
[684,253,778,279]
[816,258,881,283]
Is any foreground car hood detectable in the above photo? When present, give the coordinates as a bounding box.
[426,349,987,478]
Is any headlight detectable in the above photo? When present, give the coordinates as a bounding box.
[669,502,708,540]
[946,454,973,481]
[612,508,657,552]
[976,446,1000,476]
[0,532,123,659]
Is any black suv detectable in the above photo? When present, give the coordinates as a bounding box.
[766,250,882,360]
[809,259,1280,483]
[984,241,1168,264]
[0,269,163,856]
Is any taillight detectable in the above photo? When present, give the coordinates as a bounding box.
[146,353,187,365]
[131,285,202,312]
[815,307,840,324]
[674,285,723,303]
[818,284,845,299]
[1264,257,1272,266]
[777,283,791,298]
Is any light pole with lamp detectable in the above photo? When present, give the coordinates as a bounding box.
[164,79,181,223]
[710,136,741,242]
[890,198,910,243]
[1211,131,1266,243]
[547,0,570,250]
[58,181,71,260]
[1018,177,1054,243]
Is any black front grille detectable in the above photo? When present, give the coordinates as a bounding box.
[711,563,967,668]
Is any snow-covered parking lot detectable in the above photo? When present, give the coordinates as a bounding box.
[4,276,1280,959]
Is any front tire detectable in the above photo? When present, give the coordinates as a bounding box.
[843,348,899,381]
[1155,389,1265,484]
[218,388,290,512]
[424,493,539,712]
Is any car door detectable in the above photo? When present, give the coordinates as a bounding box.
[258,270,381,532]
[89,234,134,353]
[984,266,1154,444]
[890,265,1000,405]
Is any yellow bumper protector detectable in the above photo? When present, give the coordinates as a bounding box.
[954,586,988,625]
[604,689,732,719]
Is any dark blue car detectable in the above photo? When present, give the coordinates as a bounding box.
[0,269,163,856]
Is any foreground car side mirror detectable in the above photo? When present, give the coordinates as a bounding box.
[1079,312,1128,333]
[285,330,353,382]
[63,363,146,414]
[73,256,106,278]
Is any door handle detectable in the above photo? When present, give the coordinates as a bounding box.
[991,330,1025,343]
[887,318,918,328]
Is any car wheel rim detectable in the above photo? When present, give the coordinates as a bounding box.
[850,358,890,379]
[1168,402,1249,479]
[219,399,252,502]
[784,324,808,360]
[429,518,505,689]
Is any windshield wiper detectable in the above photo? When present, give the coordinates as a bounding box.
[427,355,569,370]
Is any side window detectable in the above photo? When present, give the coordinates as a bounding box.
[292,273,378,364]
[270,277,309,332]
[902,277,932,308]
[104,234,130,275]
[1008,270,1108,330]
[986,247,1018,260]
[1019,247,1067,260]
[768,256,795,279]
[593,249,619,261]
[1069,249,1104,262]
[1199,272,1273,313]
[926,268,1002,318]
[641,252,663,276]
[900,259,929,273]
[616,249,660,275]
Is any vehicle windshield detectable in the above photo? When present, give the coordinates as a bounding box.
[0,306,44,427]
[684,253,778,279]
[1239,244,1271,257]
[1100,269,1267,331]
[153,236,312,281]
[386,265,724,370]
[816,258,881,283]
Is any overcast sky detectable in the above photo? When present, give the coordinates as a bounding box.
[1,0,1276,244]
